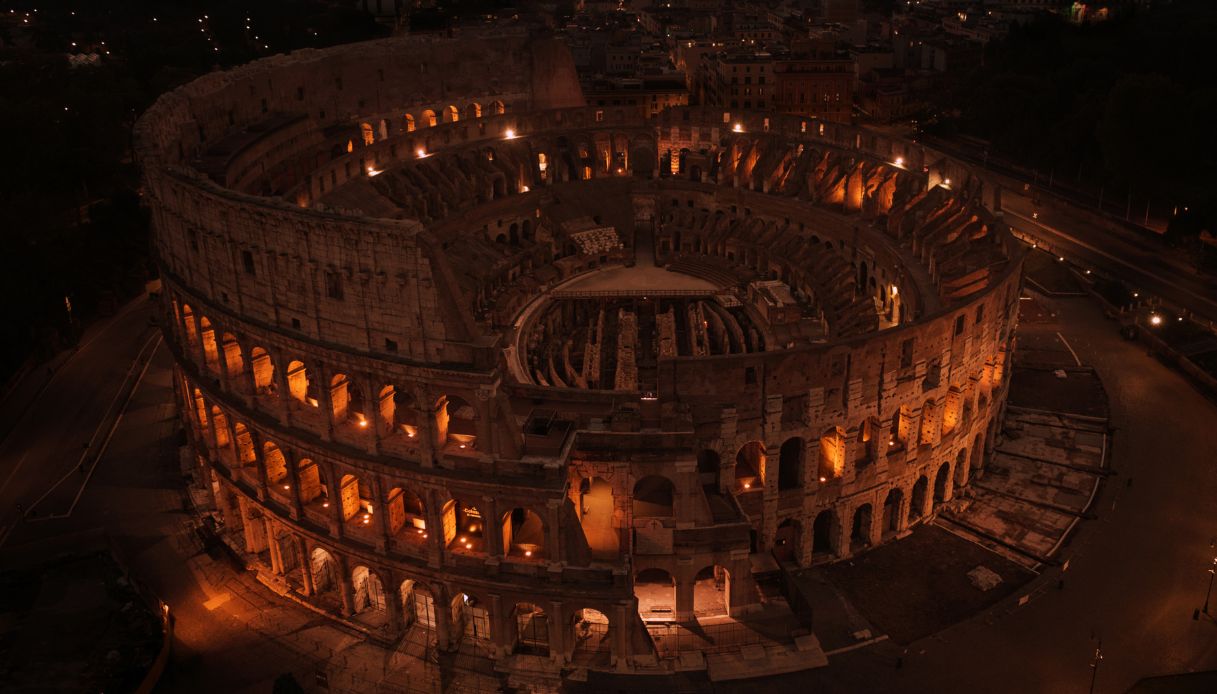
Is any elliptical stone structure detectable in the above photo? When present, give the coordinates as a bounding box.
[137,32,1022,686]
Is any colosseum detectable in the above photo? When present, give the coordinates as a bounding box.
[136,32,1021,687]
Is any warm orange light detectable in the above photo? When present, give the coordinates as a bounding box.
[524,550,532,557]
[894,156,904,167]
[732,123,743,133]
[743,482,751,489]
[416,147,426,158]
[819,476,827,483]
[504,128,516,139]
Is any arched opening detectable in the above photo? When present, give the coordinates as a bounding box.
[386,386,421,439]
[856,417,877,466]
[501,507,546,559]
[513,603,549,655]
[933,463,951,506]
[191,388,208,429]
[734,441,765,492]
[632,475,675,518]
[443,499,484,553]
[233,422,256,469]
[360,122,375,146]
[250,347,276,395]
[694,565,731,617]
[422,109,437,127]
[209,406,230,449]
[199,317,220,372]
[386,486,427,543]
[264,441,288,487]
[452,592,490,643]
[297,458,324,504]
[634,568,676,620]
[285,360,314,405]
[812,510,835,556]
[181,304,198,349]
[339,474,373,526]
[490,100,505,115]
[435,394,477,449]
[882,488,903,537]
[404,113,415,132]
[329,374,369,430]
[570,608,611,664]
[891,404,912,450]
[465,102,482,119]
[850,504,873,552]
[970,434,985,473]
[778,437,803,491]
[310,547,337,592]
[401,580,436,629]
[444,105,459,123]
[352,566,386,614]
[221,333,244,380]
[818,427,845,482]
[578,477,617,558]
[773,517,800,563]
[909,476,928,522]
[943,388,963,435]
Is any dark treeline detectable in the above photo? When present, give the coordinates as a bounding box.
[0,1,386,382]
[927,0,1216,235]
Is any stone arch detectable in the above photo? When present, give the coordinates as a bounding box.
[850,504,873,552]
[310,547,337,592]
[578,477,617,558]
[263,441,288,485]
[352,565,386,613]
[882,487,903,536]
[778,437,804,491]
[451,591,491,643]
[338,473,366,521]
[209,406,230,449]
[954,448,969,487]
[501,506,546,559]
[513,602,549,656]
[632,475,675,518]
[360,122,375,146]
[401,579,436,629]
[285,359,314,405]
[444,105,460,123]
[435,393,478,447]
[933,462,951,506]
[970,433,985,473]
[856,417,878,465]
[385,486,426,536]
[421,109,437,127]
[812,509,836,556]
[329,373,368,428]
[570,607,611,664]
[774,517,800,563]
[232,422,256,468]
[443,498,485,553]
[693,565,731,617]
[199,317,220,371]
[943,387,963,435]
[250,347,276,394]
[465,102,482,119]
[221,333,244,379]
[734,440,765,491]
[909,476,928,522]
[404,113,415,132]
[919,399,938,445]
[634,568,676,620]
[297,458,324,504]
[181,303,198,349]
[490,100,505,115]
[818,427,845,481]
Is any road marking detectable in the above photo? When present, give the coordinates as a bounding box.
[1056,332,1082,367]
[824,634,889,657]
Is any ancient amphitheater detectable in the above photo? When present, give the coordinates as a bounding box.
[136,32,1022,688]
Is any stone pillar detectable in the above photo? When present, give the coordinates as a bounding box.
[267,520,286,574]
[386,572,405,637]
[284,449,303,520]
[833,505,851,558]
[239,497,268,554]
[321,460,344,538]
[483,495,503,558]
[250,430,269,501]
[760,444,780,552]
[425,490,444,568]
[798,511,815,568]
[297,536,315,596]
[433,584,453,651]
[371,474,389,552]
[490,593,510,657]
[314,364,337,442]
[673,458,697,529]
[675,571,694,622]
[271,347,293,428]
[336,553,355,617]
[545,498,562,564]
[868,500,884,547]
[728,552,756,615]
[612,603,630,667]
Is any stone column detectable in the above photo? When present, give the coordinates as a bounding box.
[265,519,284,574]
[425,490,444,568]
[612,604,630,667]
[314,364,336,442]
[321,460,344,538]
[549,600,567,663]
[336,553,355,617]
[490,593,509,658]
[483,495,503,558]
[297,536,315,596]
[371,474,389,552]
[760,444,780,552]
[284,449,302,520]
[433,584,453,651]
[545,498,562,564]
[386,571,405,637]
[675,570,694,622]
[833,505,851,558]
[673,458,697,529]
[271,347,293,428]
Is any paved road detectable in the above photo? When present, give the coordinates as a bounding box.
[0,299,159,546]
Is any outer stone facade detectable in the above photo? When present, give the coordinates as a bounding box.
[136,32,1022,683]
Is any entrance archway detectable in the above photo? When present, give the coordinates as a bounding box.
[850,504,873,552]
[634,568,676,620]
[693,565,730,617]
[812,510,835,556]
